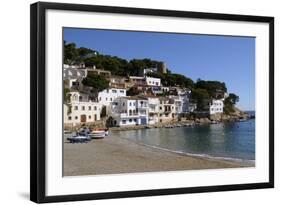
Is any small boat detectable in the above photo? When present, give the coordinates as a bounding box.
[67,135,90,143]
[89,129,109,139]
[165,125,174,128]
[210,120,219,124]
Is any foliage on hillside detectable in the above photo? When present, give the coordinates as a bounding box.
[195,80,227,98]
[64,42,162,77]
[191,88,210,111]
[82,74,109,92]
[224,93,239,114]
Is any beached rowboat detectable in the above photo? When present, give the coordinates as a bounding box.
[89,129,109,139]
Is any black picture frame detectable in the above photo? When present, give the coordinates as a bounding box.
[30,1,274,203]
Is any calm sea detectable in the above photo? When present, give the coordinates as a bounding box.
[111,115,255,162]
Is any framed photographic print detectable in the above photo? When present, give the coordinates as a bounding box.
[30,1,274,203]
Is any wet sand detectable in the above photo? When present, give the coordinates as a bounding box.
[63,133,252,176]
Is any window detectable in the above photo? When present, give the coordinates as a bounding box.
[68,116,71,120]
[129,102,132,106]
[120,90,124,93]
[129,119,132,122]
[75,116,78,119]
[123,102,125,106]
[133,102,135,106]
[106,97,108,101]
[82,106,85,110]
[88,115,91,119]
[99,97,101,101]
[134,119,137,122]
[110,98,112,101]
[88,106,91,110]
[94,106,97,110]
[160,106,162,110]
[112,90,117,93]
[122,120,126,124]
[74,106,78,110]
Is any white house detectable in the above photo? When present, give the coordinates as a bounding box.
[110,96,149,126]
[178,89,192,113]
[172,97,183,114]
[129,76,161,87]
[158,97,176,123]
[64,91,102,126]
[146,97,160,124]
[63,67,87,79]
[145,76,161,86]
[63,64,87,90]
[143,68,157,76]
[209,99,224,114]
[98,88,126,106]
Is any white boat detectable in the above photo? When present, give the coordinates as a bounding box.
[89,129,109,139]
[67,135,90,143]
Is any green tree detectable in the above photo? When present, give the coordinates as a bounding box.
[195,80,227,98]
[82,74,109,92]
[191,88,210,111]
[77,47,98,59]
[224,93,239,114]
[64,42,79,64]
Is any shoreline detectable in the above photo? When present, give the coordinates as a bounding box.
[111,130,255,166]
[108,117,253,131]
[134,140,255,165]
[64,133,254,176]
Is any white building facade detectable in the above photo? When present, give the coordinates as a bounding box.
[147,97,160,125]
[110,97,149,126]
[64,91,101,125]
[158,97,177,123]
[209,99,224,114]
[98,88,126,106]
[145,76,161,86]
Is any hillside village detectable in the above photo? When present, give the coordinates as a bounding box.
[63,43,246,130]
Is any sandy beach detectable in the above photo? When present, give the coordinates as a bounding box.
[63,132,253,176]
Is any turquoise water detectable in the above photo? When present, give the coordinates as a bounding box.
[112,119,255,162]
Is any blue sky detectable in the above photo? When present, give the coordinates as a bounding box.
[64,28,255,111]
